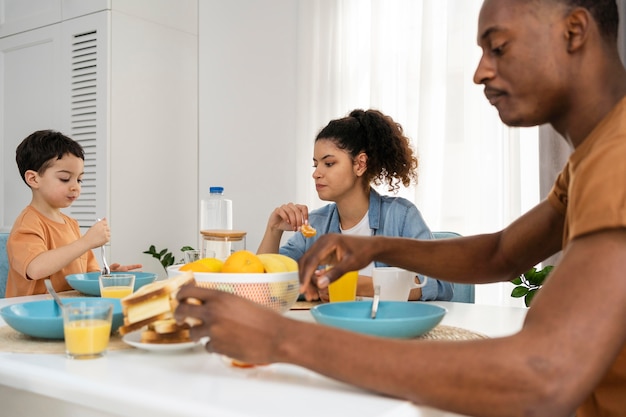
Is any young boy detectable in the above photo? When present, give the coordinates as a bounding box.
[6,130,141,297]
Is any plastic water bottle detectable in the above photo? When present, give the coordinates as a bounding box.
[200,186,233,231]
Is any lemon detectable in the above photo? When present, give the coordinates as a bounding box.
[180,257,223,272]
[270,254,298,272]
[257,254,289,273]
[222,250,264,273]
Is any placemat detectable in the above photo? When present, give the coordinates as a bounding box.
[291,300,322,310]
[417,325,488,341]
[0,326,132,354]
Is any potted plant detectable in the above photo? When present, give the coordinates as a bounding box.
[510,265,554,307]
[143,245,194,273]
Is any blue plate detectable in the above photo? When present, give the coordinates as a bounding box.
[311,301,446,338]
[65,271,157,296]
[0,297,124,340]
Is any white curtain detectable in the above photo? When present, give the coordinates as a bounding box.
[295,0,540,306]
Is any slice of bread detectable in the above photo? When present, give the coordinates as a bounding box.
[149,317,190,334]
[140,328,191,344]
[118,271,195,336]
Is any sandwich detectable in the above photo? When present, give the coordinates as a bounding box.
[118,271,196,342]
[140,318,191,344]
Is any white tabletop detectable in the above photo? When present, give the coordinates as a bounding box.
[0,296,527,417]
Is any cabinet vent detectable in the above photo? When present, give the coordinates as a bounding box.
[69,30,99,229]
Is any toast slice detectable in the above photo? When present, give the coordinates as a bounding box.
[140,328,191,344]
[118,271,195,336]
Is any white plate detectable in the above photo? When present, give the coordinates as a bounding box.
[122,331,202,352]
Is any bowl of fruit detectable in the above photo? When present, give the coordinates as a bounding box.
[167,250,300,314]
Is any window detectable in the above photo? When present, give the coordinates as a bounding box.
[296,0,540,306]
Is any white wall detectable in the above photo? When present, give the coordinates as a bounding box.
[108,5,198,275]
[198,0,298,252]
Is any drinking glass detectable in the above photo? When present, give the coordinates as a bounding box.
[63,301,113,359]
[328,270,359,302]
[99,274,135,299]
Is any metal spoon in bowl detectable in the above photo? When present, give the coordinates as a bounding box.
[371,285,380,319]
[97,218,111,275]
[44,279,64,311]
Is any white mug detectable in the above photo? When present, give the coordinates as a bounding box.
[372,267,428,301]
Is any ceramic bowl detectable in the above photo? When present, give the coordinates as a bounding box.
[311,301,446,338]
[0,297,124,339]
[167,265,299,313]
[65,271,157,296]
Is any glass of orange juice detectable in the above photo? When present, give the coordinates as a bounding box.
[328,270,358,302]
[62,301,113,359]
[99,274,135,299]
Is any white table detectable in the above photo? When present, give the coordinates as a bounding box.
[0,297,527,417]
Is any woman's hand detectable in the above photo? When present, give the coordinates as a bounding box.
[267,203,309,232]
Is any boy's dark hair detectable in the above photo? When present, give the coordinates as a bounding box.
[16,130,85,185]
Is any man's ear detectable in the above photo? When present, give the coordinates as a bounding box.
[565,7,591,53]
[24,170,39,188]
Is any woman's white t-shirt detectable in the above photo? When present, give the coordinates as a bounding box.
[340,211,374,276]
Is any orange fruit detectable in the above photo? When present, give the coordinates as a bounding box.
[221,250,264,273]
[300,223,317,238]
[180,257,223,272]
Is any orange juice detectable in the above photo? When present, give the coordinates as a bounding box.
[64,319,112,357]
[328,270,358,302]
[101,285,133,299]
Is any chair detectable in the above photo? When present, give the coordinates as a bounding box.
[432,231,475,304]
[0,232,9,298]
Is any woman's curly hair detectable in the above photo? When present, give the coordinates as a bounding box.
[315,109,418,193]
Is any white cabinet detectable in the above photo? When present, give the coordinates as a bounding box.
[1,1,198,276]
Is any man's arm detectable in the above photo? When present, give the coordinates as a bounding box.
[285,229,626,416]
[176,227,626,417]
[299,200,564,296]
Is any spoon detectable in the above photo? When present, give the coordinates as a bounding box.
[371,285,380,319]
[44,279,64,310]
[97,218,111,275]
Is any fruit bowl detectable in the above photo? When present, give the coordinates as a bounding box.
[167,265,300,313]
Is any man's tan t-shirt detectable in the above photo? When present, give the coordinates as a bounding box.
[548,97,626,417]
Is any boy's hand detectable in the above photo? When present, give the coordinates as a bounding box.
[85,218,111,248]
[110,263,143,272]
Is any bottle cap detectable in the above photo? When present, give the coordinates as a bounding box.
[209,186,224,194]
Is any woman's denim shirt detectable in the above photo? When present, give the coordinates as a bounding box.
[279,189,453,301]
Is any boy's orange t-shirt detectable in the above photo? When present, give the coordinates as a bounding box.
[6,205,100,297]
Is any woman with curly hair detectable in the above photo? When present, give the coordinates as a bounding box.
[257,109,453,301]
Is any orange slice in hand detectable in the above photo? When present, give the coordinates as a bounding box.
[300,223,317,238]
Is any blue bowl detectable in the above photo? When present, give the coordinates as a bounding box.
[65,271,157,296]
[311,301,446,338]
[0,297,124,340]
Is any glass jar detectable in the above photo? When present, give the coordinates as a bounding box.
[200,229,247,261]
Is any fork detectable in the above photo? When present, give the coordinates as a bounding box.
[97,218,111,275]
[101,245,111,275]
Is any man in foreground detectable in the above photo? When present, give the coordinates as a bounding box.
[176,1,626,416]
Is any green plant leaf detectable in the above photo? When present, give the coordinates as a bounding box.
[511,276,522,285]
[528,266,553,286]
[525,289,539,307]
[511,286,529,298]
